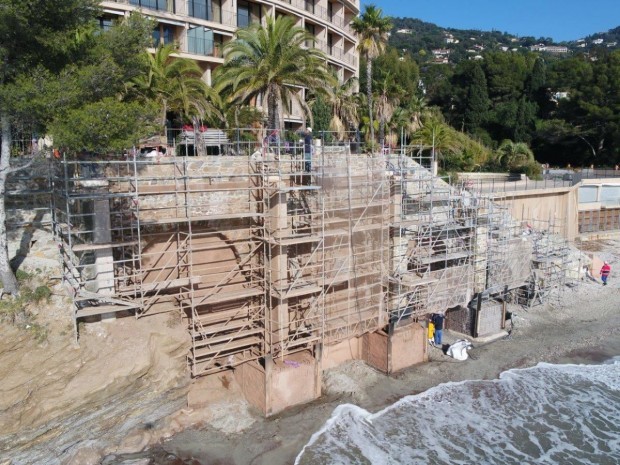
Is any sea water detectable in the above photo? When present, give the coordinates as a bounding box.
[295,359,620,465]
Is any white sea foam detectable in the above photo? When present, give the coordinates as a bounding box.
[295,360,620,465]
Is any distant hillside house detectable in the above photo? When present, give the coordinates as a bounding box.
[593,38,604,44]
[396,28,412,34]
[544,45,569,54]
[531,44,568,54]
[432,48,451,56]
[551,91,570,102]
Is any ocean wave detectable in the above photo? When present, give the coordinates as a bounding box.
[295,360,620,465]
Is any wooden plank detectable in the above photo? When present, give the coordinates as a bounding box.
[261,235,322,246]
[140,212,259,225]
[140,276,201,293]
[195,307,251,324]
[72,240,139,252]
[193,328,262,349]
[76,304,139,318]
[192,318,253,337]
[198,287,263,304]
[135,181,250,194]
[276,284,322,299]
[191,336,262,358]
[413,251,471,265]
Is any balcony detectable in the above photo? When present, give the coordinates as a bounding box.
[184,35,224,58]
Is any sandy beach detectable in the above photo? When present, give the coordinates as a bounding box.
[112,240,620,465]
[2,237,619,465]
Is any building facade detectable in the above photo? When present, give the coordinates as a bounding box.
[100,0,360,127]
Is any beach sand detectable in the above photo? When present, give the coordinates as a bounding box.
[3,236,619,465]
[128,256,620,465]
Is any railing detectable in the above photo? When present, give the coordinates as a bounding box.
[459,176,574,194]
[184,37,223,57]
[136,128,367,157]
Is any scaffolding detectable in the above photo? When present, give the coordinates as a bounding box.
[52,141,576,381]
[52,142,390,376]
[387,149,475,328]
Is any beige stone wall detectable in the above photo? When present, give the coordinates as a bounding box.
[492,187,579,240]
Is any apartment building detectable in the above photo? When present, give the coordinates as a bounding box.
[100,0,360,127]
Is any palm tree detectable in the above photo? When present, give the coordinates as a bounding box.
[375,72,402,146]
[351,4,392,146]
[410,115,458,166]
[323,76,359,139]
[132,44,221,127]
[496,139,535,171]
[214,16,335,134]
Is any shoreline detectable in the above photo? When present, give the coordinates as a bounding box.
[105,277,620,465]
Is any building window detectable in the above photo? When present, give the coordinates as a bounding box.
[328,2,333,21]
[98,17,114,32]
[327,33,333,54]
[153,24,175,46]
[188,0,221,22]
[130,0,175,13]
[237,1,261,28]
[305,0,314,14]
[186,28,223,57]
[305,24,315,48]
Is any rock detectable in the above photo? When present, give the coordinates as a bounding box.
[114,431,152,455]
[63,446,103,465]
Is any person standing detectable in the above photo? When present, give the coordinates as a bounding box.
[600,261,611,285]
[303,127,313,172]
[428,315,435,346]
[432,313,446,347]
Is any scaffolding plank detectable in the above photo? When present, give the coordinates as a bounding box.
[198,287,264,305]
[193,328,263,348]
[352,223,384,232]
[139,276,201,293]
[192,318,254,337]
[195,307,253,324]
[392,275,438,288]
[139,212,260,225]
[282,335,321,349]
[191,335,263,358]
[71,240,139,252]
[259,234,322,246]
[413,251,471,265]
[263,185,321,192]
[76,304,139,318]
[276,284,322,298]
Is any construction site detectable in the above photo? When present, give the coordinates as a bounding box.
[50,139,578,415]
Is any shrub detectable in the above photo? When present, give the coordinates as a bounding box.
[33,286,52,303]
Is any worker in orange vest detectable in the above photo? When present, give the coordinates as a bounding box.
[600,261,611,286]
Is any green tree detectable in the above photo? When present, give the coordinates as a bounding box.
[375,72,402,145]
[496,139,535,171]
[131,43,221,128]
[310,93,331,135]
[0,0,99,295]
[49,98,158,153]
[351,4,392,145]
[410,113,458,168]
[214,16,334,133]
[0,8,158,294]
[322,77,359,139]
[453,61,490,133]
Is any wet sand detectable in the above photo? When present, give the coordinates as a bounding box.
[106,272,620,465]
